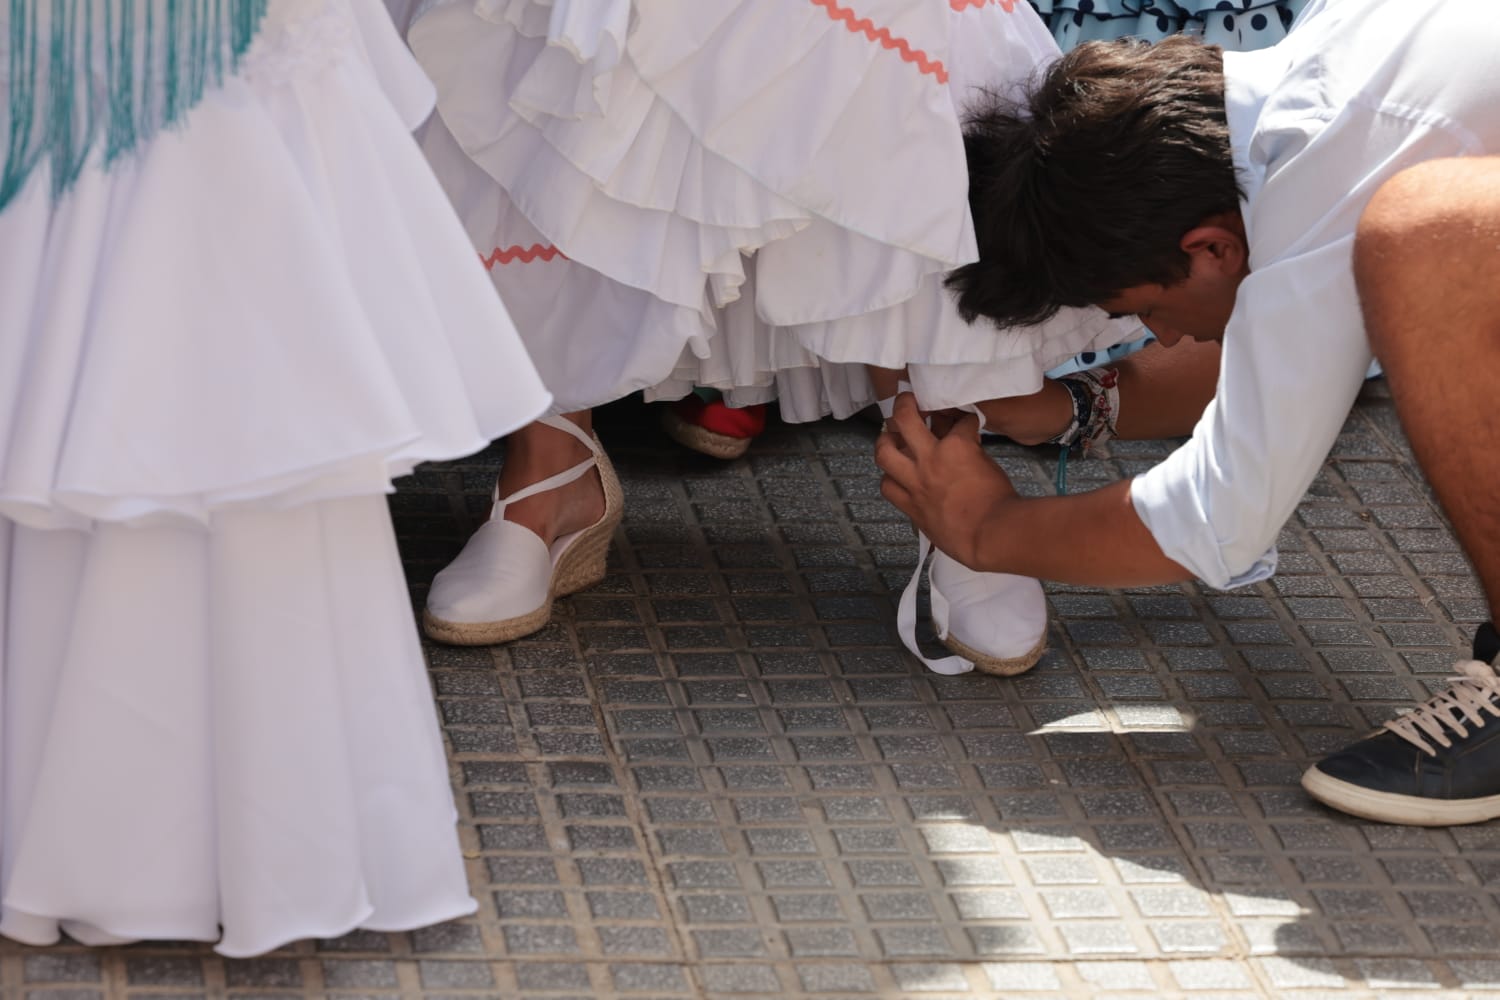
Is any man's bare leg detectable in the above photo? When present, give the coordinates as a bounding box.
[1301,156,1500,827]
[1354,157,1500,626]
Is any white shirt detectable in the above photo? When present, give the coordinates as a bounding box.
[1130,0,1500,589]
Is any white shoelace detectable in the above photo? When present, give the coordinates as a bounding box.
[881,386,985,676]
[1382,660,1500,755]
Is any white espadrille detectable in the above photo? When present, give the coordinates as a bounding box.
[423,416,623,645]
[930,552,1048,676]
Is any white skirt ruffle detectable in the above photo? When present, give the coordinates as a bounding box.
[0,497,476,958]
[0,0,549,955]
[409,0,1135,417]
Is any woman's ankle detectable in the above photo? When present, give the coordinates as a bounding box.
[493,415,606,544]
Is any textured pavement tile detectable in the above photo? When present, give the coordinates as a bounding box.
[875,926,956,958]
[784,928,860,958]
[769,893,844,921]
[692,927,769,959]
[608,962,690,993]
[586,891,660,920]
[982,962,1064,991]
[1169,960,1254,991]
[319,960,398,989]
[417,959,495,989]
[23,956,103,984]
[1058,922,1139,955]
[889,962,970,992]
[502,924,580,955]
[123,959,206,988]
[700,963,783,993]
[1257,956,1349,989]
[794,962,877,993]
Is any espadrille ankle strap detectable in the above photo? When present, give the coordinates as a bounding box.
[538,414,601,455]
[490,416,601,520]
[882,387,991,676]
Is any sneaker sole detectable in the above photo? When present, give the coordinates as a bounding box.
[940,630,1047,677]
[1301,765,1500,826]
[422,434,624,646]
[661,408,753,460]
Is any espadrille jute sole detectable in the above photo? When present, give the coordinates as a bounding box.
[423,437,624,646]
[661,407,753,460]
[423,602,554,647]
[940,628,1047,677]
[421,546,609,645]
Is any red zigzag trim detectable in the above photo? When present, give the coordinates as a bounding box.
[810,0,948,84]
[480,244,565,268]
[949,0,1018,12]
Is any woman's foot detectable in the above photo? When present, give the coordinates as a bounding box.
[423,413,621,645]
[875,388,1048,677]
[930,552,1049,676]
[661,393,766,459]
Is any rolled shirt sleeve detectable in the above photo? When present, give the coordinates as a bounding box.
[1128,108,1471,589]
[1128,0,1499,590]
[1131,241,1371,589]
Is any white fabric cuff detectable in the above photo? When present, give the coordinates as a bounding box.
[1129,470,1279,591]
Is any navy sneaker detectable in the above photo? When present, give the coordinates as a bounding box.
[1302,622,1500,825]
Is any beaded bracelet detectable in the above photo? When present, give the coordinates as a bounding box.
[1049,367,1120,457]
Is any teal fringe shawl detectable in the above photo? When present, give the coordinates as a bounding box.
[2,0,270,212]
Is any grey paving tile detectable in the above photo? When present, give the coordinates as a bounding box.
[795,962,877,994]
[693,927,769,959]
[23,956,103,984]
[319,960,398,990]
[700,963,783,993]
[784,927,860,958]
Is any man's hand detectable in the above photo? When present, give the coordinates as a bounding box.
[874,393,1018,570]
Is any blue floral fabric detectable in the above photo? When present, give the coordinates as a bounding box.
[1027,0,1316,53]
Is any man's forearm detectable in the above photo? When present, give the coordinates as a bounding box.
[973,478,1193,587]
[971,338,1220,448]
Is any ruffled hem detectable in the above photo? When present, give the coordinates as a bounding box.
[0,497,478,958]
[451,204,1136,418]
[0,0,550,529]
[478,0,631,119]
[411,0,819,311]
[624,0,979,263]
[409,0,990,319]
[646,260,1136,419]
[417,113,716,412]
[412,0,1130,411]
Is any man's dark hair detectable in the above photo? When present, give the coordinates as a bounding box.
[947,35,1241,327]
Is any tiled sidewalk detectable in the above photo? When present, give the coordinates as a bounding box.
[7,384,1500,999]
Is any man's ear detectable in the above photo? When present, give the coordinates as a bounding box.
[1180,213,1249,278]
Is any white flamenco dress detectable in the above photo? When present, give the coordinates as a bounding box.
[400,0,1139,679]
[402,0,1138,419]
[0,0,549,955]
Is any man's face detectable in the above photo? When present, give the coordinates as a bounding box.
[1098,216,1251,346]
[1099,268,1242,347]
